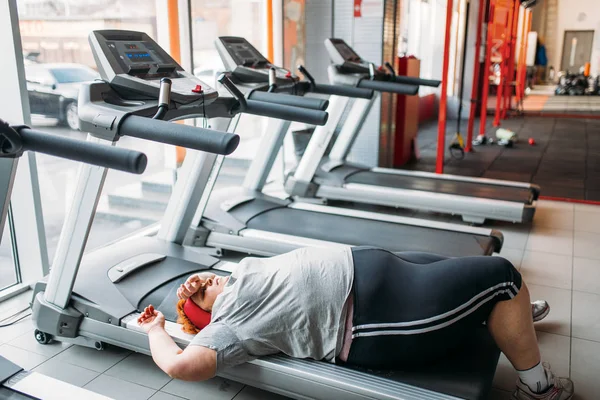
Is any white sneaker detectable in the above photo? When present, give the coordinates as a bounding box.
[532,300,550,322]
[513,363,574,400]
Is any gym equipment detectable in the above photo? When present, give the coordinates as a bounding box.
[0,355,110,399]
[31,30,501,400]
[283,38,540,224]
[495,128,518,147]
[555,72,589,96]
[202,36,503,256]
[0,119,147,243]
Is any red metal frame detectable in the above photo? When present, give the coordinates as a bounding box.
[478,0,495,137]
[436,0,455,174]
[493,1,512,127]
[502,0,520,118]
[466,0,486,152]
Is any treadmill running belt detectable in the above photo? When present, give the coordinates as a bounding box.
[346,170,533,203]
[245,208,499,256]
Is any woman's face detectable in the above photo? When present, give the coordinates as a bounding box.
[191,273,229,312]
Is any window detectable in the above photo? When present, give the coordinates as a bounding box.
[17,0,173,261]
[48,66,99,84]
[190,0,272,189]
[401,0,462,96]
[24,65,55,84]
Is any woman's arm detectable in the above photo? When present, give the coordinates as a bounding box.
[148,325,217,381]
[139,306,217,381]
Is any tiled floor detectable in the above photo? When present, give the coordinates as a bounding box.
[1,200,600,399]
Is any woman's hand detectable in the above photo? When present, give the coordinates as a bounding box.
[138,305,165,333]
[177,274,201,300]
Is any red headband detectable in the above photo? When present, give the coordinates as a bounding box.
[183,298,212,330]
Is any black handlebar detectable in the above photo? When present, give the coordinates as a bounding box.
[392,75,441,88]
[244,100,329,126]
[357,79,419,95]
[120,115,240,155]
[309,83,374,99]
[248,91,329,111]
[16,127,147,174]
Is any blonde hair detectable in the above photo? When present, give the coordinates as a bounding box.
[176,298,200,335]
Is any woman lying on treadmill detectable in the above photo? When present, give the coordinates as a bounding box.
[138,246,574,400]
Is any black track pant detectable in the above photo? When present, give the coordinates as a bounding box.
[345,247,522,369]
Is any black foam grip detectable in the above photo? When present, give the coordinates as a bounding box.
[244,100,328,126]
[311,83,374,99]
[19,128,147,174]
[120,115,240,155]
[393,75,441,87]
[249,91,329,111]
[358,79,419,95]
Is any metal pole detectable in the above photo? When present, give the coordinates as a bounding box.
[493,1,511,127]
[515,6,527,105]
[478,0,495,138]
[502,0,520,118]
[520,10,532,100]
[456,1,471,138]
[466,0,486,152]
[436,0,455,174]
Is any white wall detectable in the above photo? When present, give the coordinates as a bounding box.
[554,0,600,75]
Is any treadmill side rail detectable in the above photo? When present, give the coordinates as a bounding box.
[59,314,463,400]
[371,167,537,192]
[316,183,532,224]
[221,356,462,400]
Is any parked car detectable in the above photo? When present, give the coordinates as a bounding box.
[25,63,99,130]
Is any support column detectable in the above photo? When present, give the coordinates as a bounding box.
[436,0,455,174]
[466,0,486,152]
[478,0,495,137]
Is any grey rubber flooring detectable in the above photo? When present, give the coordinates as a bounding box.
[405,117,600,201]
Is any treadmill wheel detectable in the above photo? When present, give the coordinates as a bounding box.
[34,329,53,345]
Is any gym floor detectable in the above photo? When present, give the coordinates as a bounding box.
[0,200,599,399]
[410,116,600,201]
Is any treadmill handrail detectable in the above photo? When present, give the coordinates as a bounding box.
[242,99,329,126]
[248,90,329,111]
[0,122,147,174]
[308,82,374,99]
[119,115,240,155]
[357,79,419,95]
[392,75,441,87]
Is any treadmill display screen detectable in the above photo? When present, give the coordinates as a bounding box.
[334,42,362,62]
[221,38,270,66]
[237,49,255,60]
[126,51,153,62]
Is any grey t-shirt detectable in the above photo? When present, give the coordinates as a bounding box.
[190,246,354,372]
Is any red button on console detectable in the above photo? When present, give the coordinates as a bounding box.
[285,71,292,78]
[192,84,203,93]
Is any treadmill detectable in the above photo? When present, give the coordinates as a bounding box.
[284,38,541,225]
[31,30,501,400]
[192,36,503,258]
[0,123,145,400]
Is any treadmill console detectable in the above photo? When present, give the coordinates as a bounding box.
[215,37,298,86]
[89,30,217,104]
[324,38,372,74]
